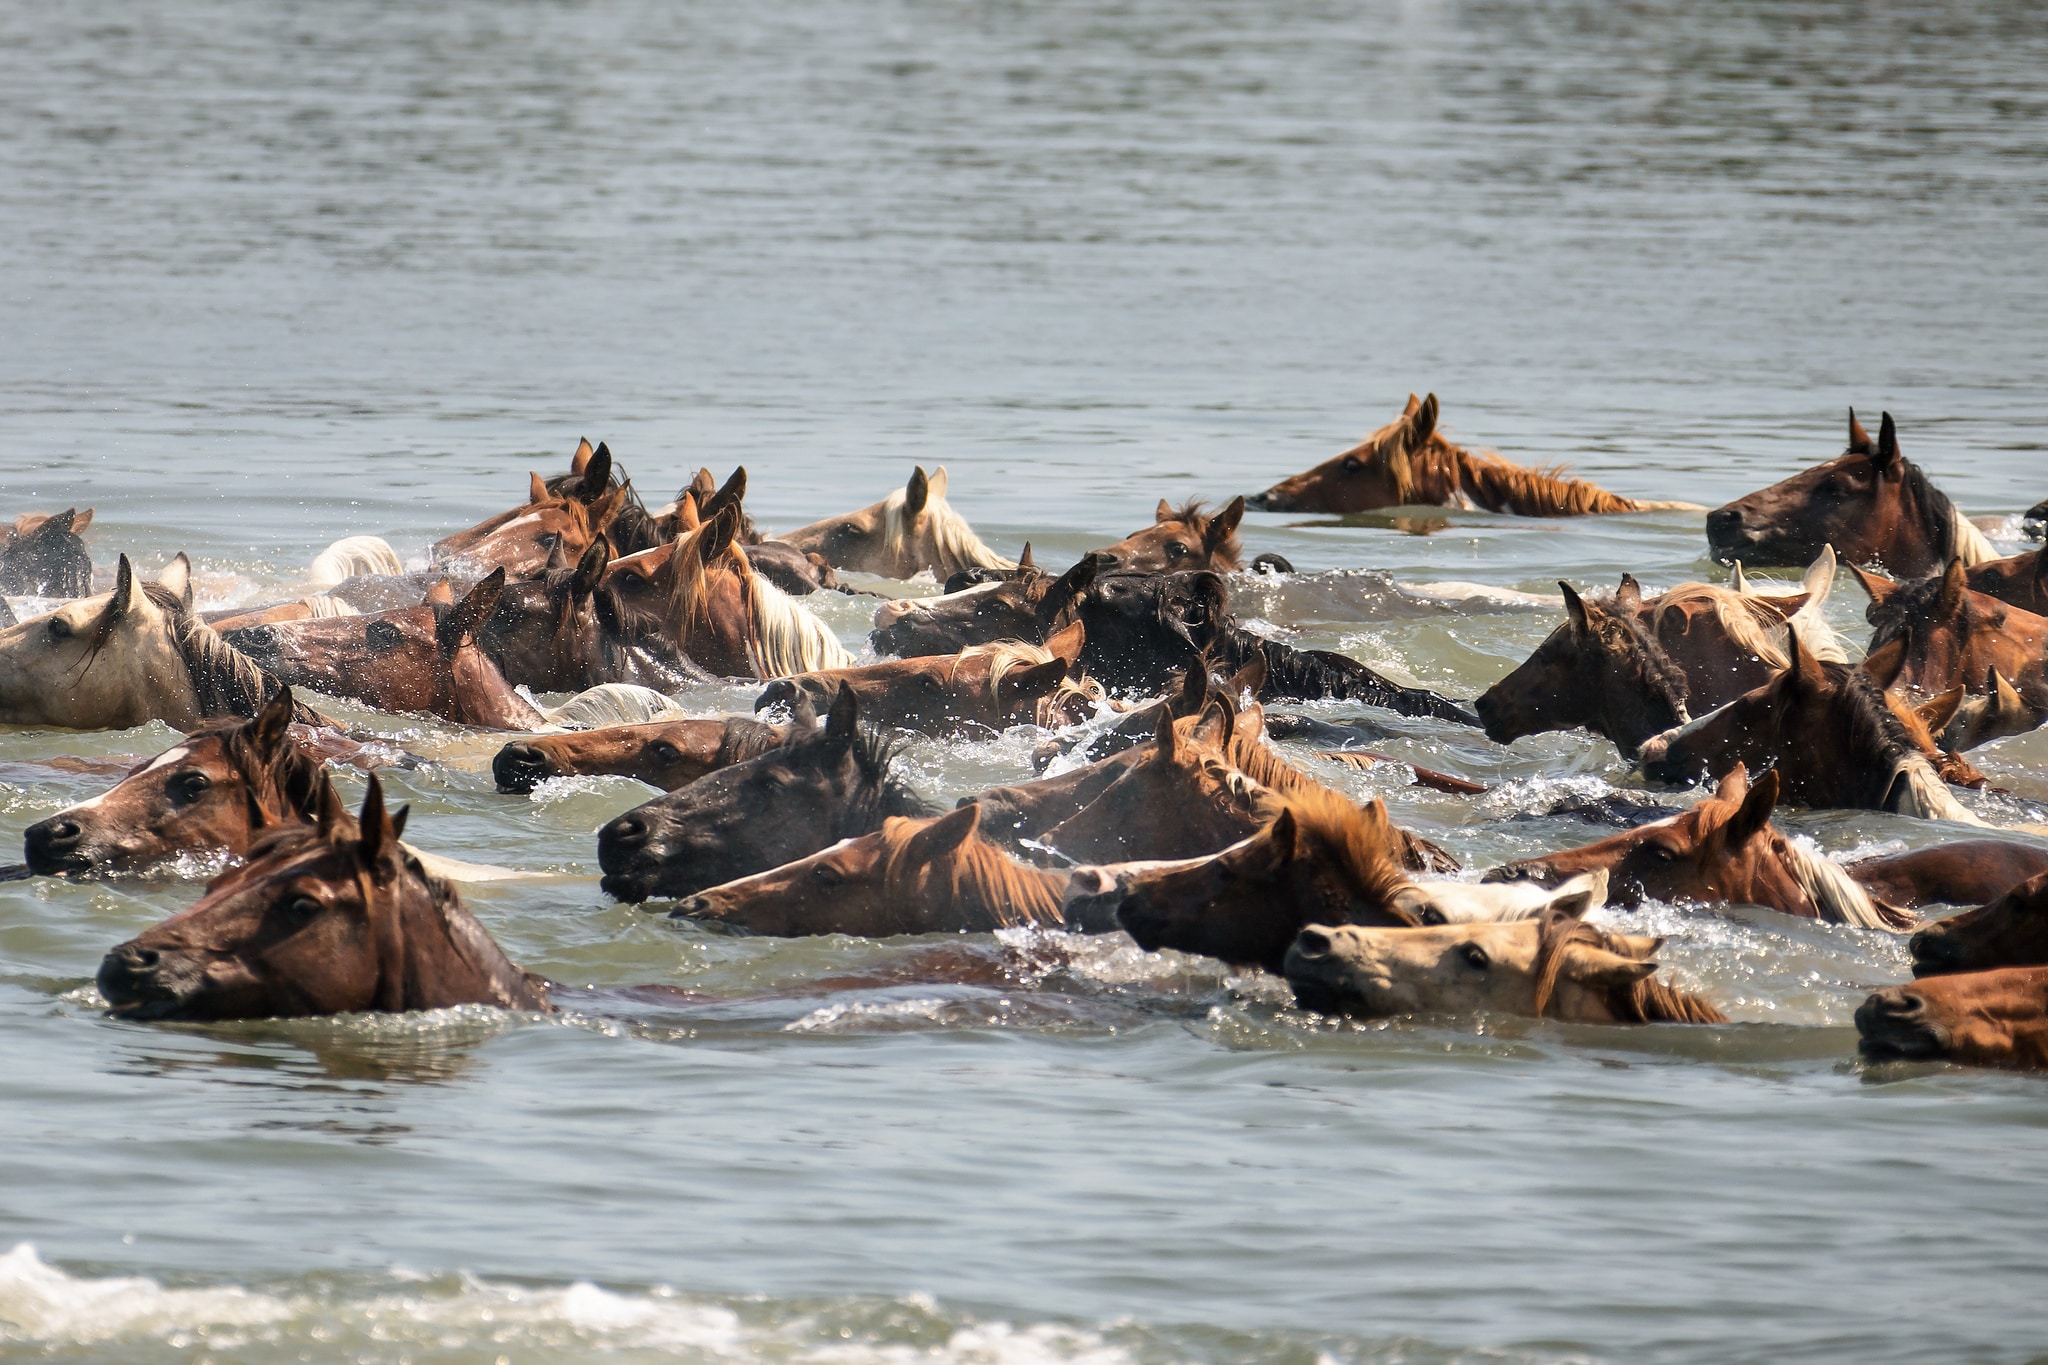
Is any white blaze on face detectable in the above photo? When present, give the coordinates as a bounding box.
[70,745,194,812]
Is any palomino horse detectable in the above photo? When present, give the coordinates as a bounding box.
[596,686,933,902]
[1853,558,2048,703]
[752,626,1090,738]
[1248,394,1700,517]
[1093,498,1245,574]
[1283,904,1728,1024]
[229,572,549,729]
[1908,871,2048,977]
[96,775,551,1021]
[775,465,1014,579]
[0,553,304,731]
[1635,629,1983,824]
[1484,765,1916,930]
[1856,968,2048,1071]
[1,508,93,597]
[493,714,791,794]
[1706,410,2001,574]
[669,803,1069,937]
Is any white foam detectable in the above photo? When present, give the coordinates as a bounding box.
[0,1242,291,1345]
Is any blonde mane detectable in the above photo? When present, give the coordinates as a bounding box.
[1948,506,2002,569]
[1528,913,1727,1023]
[736,548,853,677]
[1774,833,1917,932]
[1266,784,1415,909]
[878,815,1066,929]
[1649,584,1847,670]
[1888,752,1987,827]
[308,535,404,589]
[1360,408,1697,516]
[947,640,1055,702]
[880,474,1015,575]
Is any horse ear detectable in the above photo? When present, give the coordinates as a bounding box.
[1614,573,1644,614]
[41,508,76,536]
[1265,807,1297,861]
[529,472,549,504]
[1155,498,1174,524]
[926,466,949,499]
[701,505,741,563]
[71,508,93,534]
[825,682,859,744]
[702,467,748,526]
[1017,543,1035,571]
[688,467,717,505]
[1044,619,1085,665]
[423,579,456,607]
[1991,667,2026,721]
[579,443,613,499]
[1861,634,1907,689]
[1228,652,1266,706]
[1786,625,1828,693]
[1176,655,1211,715]
[572,538,610,599]
[443,567,506,651]
[788,688,820,731]
[1917,685,1965,736]
[315,772,350,841]
[251,686,296,755]
[1237,701,1268,741]
[1937,557,1968,617]
[1559,581,1590,638]
[1006,658,1070,703]
[1726,766,1780,845]
[1846,560,1896,607]
[1192,698,1235,750]
[1153,706,1178,763]
[543,536,572,572]
[1729,560,1752,594]
[357,772,400,869]
[1561,944,1660,991]
[1205,495,1245,553]
[158,552,194,612]
[1410,393,1440,448]
[587,485,627,534]
[104,554,139,624]
[571,438,594,475]
[1847,409,1873,453]
[1872,412,1900,472]
[904,803,979,869]
[903,467,930,518]
[1034,554,1099,638]
[1717,760,1750,805]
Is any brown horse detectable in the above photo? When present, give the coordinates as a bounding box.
[96,775,551,1020]
[1038,706,1275,865]
[492,715,790,794]
[752,628,1088,737]
[1636,630,1982,823]
[868,548,1076,657]
[1476,580,1691,752]
[436,439,642,577]
[1967,548,2048,616]
[1093,498,1245,574]
[775,466,1014,579]
[1908,871,2048,977]
[0,554,304,731]
[229,572,549,729]
[1284,904,1725,1023]
[670,803,1069,937]
[1706,410,2000,573]
[1940,668,2048,750]
[1485,765,1916,930]
[1,508,93,597]
[1853,558,2048,702]
[1249,394,1699,517]
[1857,967,2048,1070]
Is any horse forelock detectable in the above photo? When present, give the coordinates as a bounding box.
[1587,599,1690,717]
[1270,785,1410,908]
[1652,585,1792,671]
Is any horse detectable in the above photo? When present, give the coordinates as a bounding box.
[668,803,1069,937]
[1635,629,1984,824]
[752,627,1088,738]
[478,538,689,693]
[436,439,640,577]
[0,553,303,731]
[1706,410,2001,574]
[868,548,1071,657]
[1037,705,1278,865]
[1908,871,2048,977]
[1966,548,2048,616]
[1248,394,1700,517]
[1484,764,1916,930]
[1847,840,2048,912]
[96,774,552,1021]
[228,571,550,729]
[493,714,792,794]
[1092,498,1244,574]
[205,595,361,632]
[1940,668,2048,750]
[775,465,1014,579]
[1283,904,1727,1024]
[1,508,93,597]
[595,686,933,902]
[1856,968,2048,1071]
[1852,558,2048,702]
[1643,546,1845,701]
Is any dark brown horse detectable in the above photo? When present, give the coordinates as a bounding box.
[1249,394,1698,517]
[1477,580,1691,752]
[492,715,790,794]
[669,803,1068,937]
[1,508,93,597]
[867,548,1077,657]
[1857,967,2048,1070]
[1908,871,2048,977]
[1853,558,2048,702]
[1093,498,1244,574]
[596,686,933,902]
[97,775,551,1020]
[1707,410,2000,574]
[1966,549,2048,616]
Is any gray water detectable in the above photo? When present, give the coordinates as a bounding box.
[6,2,2048,1361]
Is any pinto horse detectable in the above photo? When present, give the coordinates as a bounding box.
[0,554,306,731]
[670,803,1069,937]
[1853,558,2048,704]
[492,714,791,794]
[1283,904,1727,1024]
[1093,498,1245,574]
[1856,967,2048,1071]
[1,508,93,597]
[776,465,1014,579]
[1485,764,1915,930]
[1707,410,2001,574]
[1248,394,1699,517]
[96,774,551,1021]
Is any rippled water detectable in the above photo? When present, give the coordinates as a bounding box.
[7,2,2048,1362]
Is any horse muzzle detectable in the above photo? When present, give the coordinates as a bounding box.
[1854,986,1949,1060]
[491,742,556,794]
[1704,505,1759,563]
[96,941,200,1019]
[1906,926,1965,977]
[23,816,96,876]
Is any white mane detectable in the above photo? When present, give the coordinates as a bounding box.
[1777,835,1906,931]
[880,468,1015,575]
[300,594,359,619]
[308,535,404,588]
[542,683,689,730]
[1949,505,2001,568]
[742,564,854,677]
[1888,753,1987,827]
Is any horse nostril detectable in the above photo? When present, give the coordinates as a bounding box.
[606,814,648,847]
[132,947,159,969]
[1294,927,1334,960]
[670,895,708,919]
[46,820,81,846]
[492,743,551,792]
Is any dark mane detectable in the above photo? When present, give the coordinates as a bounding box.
[1898,458,1963,564]
[1585,598,1692,733]
[1867,559,1997,646]
[1205,630,1480,726]
[141,584,292,721]
[760,721,935,835]
[717,717,788,766]
[1161,500,1241,569]
[1829,662,1924,791]
[184,712,327,821]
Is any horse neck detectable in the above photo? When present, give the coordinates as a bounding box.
[117,611,207,730]
[448,644,548,729]
[392,875,547,1010]
[1405,442,1464,505]
[915,837,1067,931]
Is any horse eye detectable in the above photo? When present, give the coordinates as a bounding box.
[1165,542,1189,560]
[366,622,404,652]
[1459,942,1490,970]
[281,895,321,921]
[46,616,73,642]
[1648,845,1679,863]
[757,766,797,788]
[650,741,682,762]
[812,863,843,886]
[1420,907,1448,926]
[169,771,211,804]
[1342,455,1363,473]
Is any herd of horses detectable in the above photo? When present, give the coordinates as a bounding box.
[9,395,2048,1071]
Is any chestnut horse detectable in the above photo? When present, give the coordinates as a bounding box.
[1856,967,2048,1071]
[1908,871,2048,977]
[1635,630,1983,824]
[1485,765,1916,930]
[670,803,1069,937]
[868,548,1078,656]
[97,775,551,1020]
[1,508,93,597]
[1853,558,2048,701]
[1706,410,2000,574]
[492,714,790,794]
[1248,394,1699,517]
[1967,548,2048,616]
[1283,904,1727,1024]
[0,554,305,731]
[776,465,1014,578]
[752,627,1088,737]
[1093,498,1244,574]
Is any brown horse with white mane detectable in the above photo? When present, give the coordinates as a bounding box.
[1249,394,1699,517]
[775,466,1014,579]
[96,775,551,1021]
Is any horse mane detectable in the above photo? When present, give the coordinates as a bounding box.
[393,846,550,1009]
[144,584,290,721]
[1528,912,1727,1023]
[757,722,935,835]
[1771,830,1917,931]
[718,717,789,765]
[1868,562,2003,648]
[542,684,687,729]
[881,481,1014,575]
[1897,458,1999,569]
[735,549,853,676]
[1584,595,1692,721]
[177,712,328,823]
[1157,500,1241,570]
[878,815,1065,929]
[947,640,1056,702]
[1267,784,1414,911]
[1438,445,1650,517]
